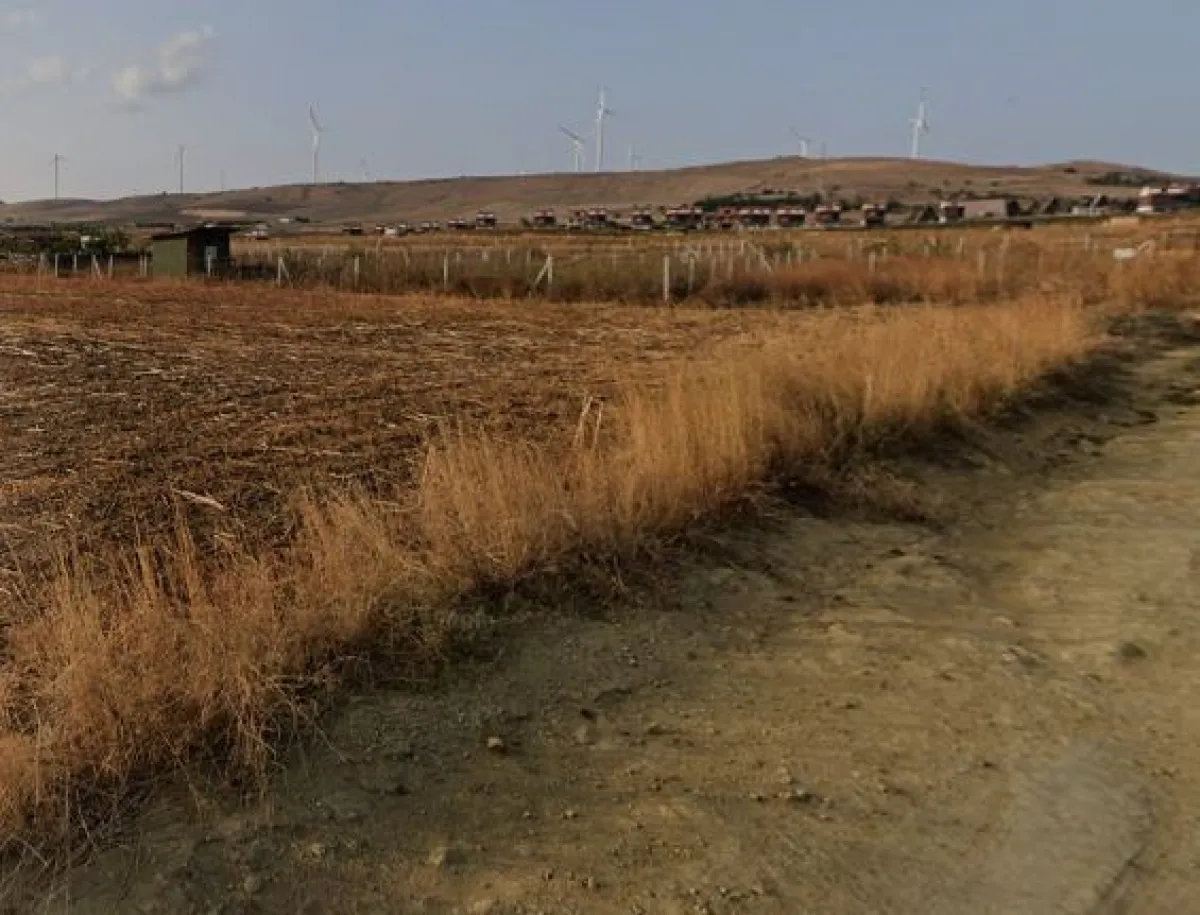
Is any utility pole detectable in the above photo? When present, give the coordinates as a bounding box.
[177,144,186,194]
[52,153,64,201]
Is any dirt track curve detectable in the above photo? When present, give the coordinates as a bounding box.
[19,323,1200,913]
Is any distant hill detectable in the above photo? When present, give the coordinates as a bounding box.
[0,157,1184,228]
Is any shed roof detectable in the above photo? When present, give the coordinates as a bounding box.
[150,224,239,241]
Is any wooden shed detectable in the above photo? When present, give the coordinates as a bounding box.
[150,225,234,278]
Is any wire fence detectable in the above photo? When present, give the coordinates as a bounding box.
[2,227,1198,308]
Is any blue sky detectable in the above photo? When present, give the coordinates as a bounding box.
[0,0,1196,201]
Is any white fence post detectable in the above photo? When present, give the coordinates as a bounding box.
[663,255,672,304]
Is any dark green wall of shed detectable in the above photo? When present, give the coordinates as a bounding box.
[151,230,232,278]
[151,237,189,278]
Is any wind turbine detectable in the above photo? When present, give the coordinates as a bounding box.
[909,88,931,160]
[176,144,186,194]
[594,87,613,172]
[789,128,811,159]
[51,153,65,201]
[309,104,327,184]
[628,143,643,171]
[360,158,373,182]
[558,125,586,173]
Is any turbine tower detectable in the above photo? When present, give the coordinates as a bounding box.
[594,88,613,172]
[628,143,642,171]
[909,88,931,160]
[51,153,64,201]
[176,144,186,194]
[309,104,327,185]
[790,128,811,159]
[558,125,586,173]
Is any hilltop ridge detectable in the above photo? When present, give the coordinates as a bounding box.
[0,156,1182,227]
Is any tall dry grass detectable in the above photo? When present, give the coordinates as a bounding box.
[226,225,1200,308]
[0,296,1097,850]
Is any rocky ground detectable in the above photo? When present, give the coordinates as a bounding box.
[12,316,1200,914]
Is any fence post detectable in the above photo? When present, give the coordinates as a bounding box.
[687,256,696,295]
[443,253,450,290]
[92,255,100,278]
[353,255,361,290]
[72,253,78,275]
[868,251,878,275]
[53,254,59,278]
[663,255,672,304]
[108,255,114,279]
[546,254,554,294]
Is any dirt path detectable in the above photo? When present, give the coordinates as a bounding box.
[18,329,1200,913]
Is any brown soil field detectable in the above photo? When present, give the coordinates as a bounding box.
[0,281,764,580]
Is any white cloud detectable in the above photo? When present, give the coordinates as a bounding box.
[111,25,214,107]
[0,54,81,95]
[1,8,38,29]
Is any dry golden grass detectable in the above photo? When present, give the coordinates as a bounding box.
[228,225,1200,307]
[0,295,1097,851]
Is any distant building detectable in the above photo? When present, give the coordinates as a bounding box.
[736,207,772,229]
[860,203,887,228]
[938,201,966,223]
[581,208,613,230]
[665,206,704,231]
[629,208,656,230]
[960,198,1022,221]
[475,211,499,229]
[812,204,842,227]
[776,207,807,228]
[150,225,234,278]
[531,209,558,229]
[1137,184,1200,215]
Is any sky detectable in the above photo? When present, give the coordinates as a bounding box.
[0,0,1197,201]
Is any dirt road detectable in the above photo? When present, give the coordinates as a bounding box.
[20,327,1200,913]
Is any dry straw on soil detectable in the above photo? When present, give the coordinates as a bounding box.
[0,294,1097,851]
